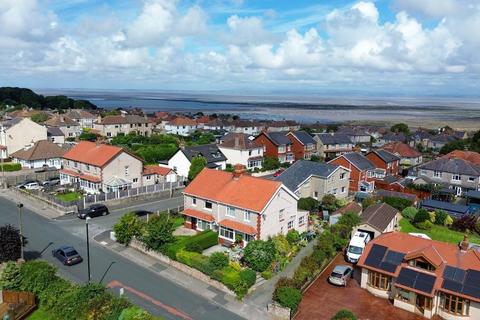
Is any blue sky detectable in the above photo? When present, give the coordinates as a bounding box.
[0,0,479,97]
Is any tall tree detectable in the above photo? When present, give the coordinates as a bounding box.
[0,225,22,263]
[188,156,207,180]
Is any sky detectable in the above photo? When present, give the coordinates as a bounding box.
[1,0,480,97]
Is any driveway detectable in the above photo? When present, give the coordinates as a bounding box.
[295,253,425,320]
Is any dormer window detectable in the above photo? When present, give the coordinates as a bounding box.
[408,258,435,271]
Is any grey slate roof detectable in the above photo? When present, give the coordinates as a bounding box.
[266,132,291,146]
[275,160,340,192]
[419,158,480,176]
[420,199,471,217]
[381,133,406,142]
[47,126,64,137]
[290,131,316,145]
[181,144,227,164]
[0,117,22,129]
[466,190,480,200]
[431,134,457,143]
[360,203,399,232]
[341,152,376,171]
[315,133,353,145]
[370,149,400,163]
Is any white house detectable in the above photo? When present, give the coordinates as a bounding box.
[0,117,48,159]
[142,165,178,185]
[10,140,67,169]
[164,117,198,136]
[218,133,263,170]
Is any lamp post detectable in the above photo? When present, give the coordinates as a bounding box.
[17,202,24,261]
[85,216,92,283]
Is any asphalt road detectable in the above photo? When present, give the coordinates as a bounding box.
[0,196,243,320]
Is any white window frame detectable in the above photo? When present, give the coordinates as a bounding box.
[226,206,235,218]
[244,210,251,222]
[279,209,285,221]
[204,201,213,211]
[192,197,197,206]
[452,174,461,182]
[434,170,442,178]
[287,220,294,229]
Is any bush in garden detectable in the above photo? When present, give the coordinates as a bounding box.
[221,266,248,298]
[383,196,413,211]
[261,270,273,280]
[50,283,108,319]
[239,268,257,288]
[311,247,326,265]
[0,261,21,290]
[416,220,433,230]
[243,240,277,272]
[139,214,175,251]
[176,250,212,275]
[184,230,218,251]
[297,197,319,211]
[119,306,159,320]
[429,211,436,224]
[401,207,417,220]
[185,242,203,253]
[335,198,348,208]
[286,229,301,245]
[113,212,144,245]
[275,286,302,312]
[19,260,58,295]
[317,231,336,258]
[413,208,430,224]
[0,224,23,263]
[337,212,361,230]
[451,215,479,233]
[322,194,337,211]
[445,215,454,226]
[208,252,229,270]
[272,235,291,257]
[331,309,357,320]
[434,210,448,226]
[292,266,310,289]
[88,291,131,320]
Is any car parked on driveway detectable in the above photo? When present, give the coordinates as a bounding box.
[273,169,284,177]
[78,204,109,219]
[52,246,83,266]
[42,177,60,187]
[17,180,41,190]
[328,265,353,286]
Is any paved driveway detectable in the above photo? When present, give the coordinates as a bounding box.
[295,253,426,320]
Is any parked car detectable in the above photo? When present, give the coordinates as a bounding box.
[17,180,41,190]
[42,177,60,187]
[34,165,57,173]
[273,169,284,177]
[328,265,353,286]
[78,204,109,219]
[133,210,154,217]
[52,246,83,266]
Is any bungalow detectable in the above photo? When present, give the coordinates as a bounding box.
[353,203,400,239]
[275,160,350,200]
[142,165,177,184]
[164,117,198,136]
[10,140,67,169]
[218,133,263,170]
[329,152,376,193]
[203,118,234,132]
[47,127,65,144]
[254,131,294,164]
[366,149,401,176]
[286,131,317,160]
[60,141,144,193]
[313,133,354,159]
[357,232,480,319]
[163,144,227,178]
[382,142,423,167]
[44,114,82,139]
[0,118,48,159]
[182,166,308,246]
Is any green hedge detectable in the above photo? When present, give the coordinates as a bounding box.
[0,163,21,172]
[185,230,218,250]
[161,231,218,258]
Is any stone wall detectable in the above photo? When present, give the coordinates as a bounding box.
[267,302,290,320]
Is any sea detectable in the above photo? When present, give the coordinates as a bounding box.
[37,89,480,125]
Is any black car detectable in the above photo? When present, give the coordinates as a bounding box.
[52,246,83,266]
[132,210,154,217]
[78,204,109,219]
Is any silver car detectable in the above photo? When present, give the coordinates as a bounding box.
[328,265,353,286]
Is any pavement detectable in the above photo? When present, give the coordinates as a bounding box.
[295,253,426,320]
[0,193,261,320]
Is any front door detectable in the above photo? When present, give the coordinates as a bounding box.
[415,294,431,315]
[191,217,197,230]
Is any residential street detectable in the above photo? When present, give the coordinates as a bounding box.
[0,195,245,320]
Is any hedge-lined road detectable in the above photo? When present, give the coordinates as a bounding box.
[0,196,243,320]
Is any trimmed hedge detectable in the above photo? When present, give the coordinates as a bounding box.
[0,163,21,172]
[185,230,218,251]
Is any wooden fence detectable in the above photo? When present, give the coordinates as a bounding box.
[0,290,36,320]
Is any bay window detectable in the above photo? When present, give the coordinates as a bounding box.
[441,293,469,316]
[367,271,390,290]
[219,226,234,240]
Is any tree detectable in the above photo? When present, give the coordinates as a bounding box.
[188,156,207,180]
[337,212,361,230]
[297,197,319,212]
[243,240,277,272]
[321,194,337,211]
[413,208,430,223]
[0,261,21,290]
[113,213,145,245]
[31,112,49,123]
[331,309,357,320]
[434,209,448,226]
[361,196,377,209]
[0,224,23,263]
[383,196,413,211]
[263,156,280,170]
[286,230,301,244]
[79,131,98,142]
[139,214,175,251]
[401,207,417,220]
[391,123,410,136]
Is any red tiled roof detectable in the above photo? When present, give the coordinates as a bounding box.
[59,168,81,177]
[63,141,123,167]
[183,208,215,222]
[168,117,197,126]
[442,150,480,165]
[143,165,173,176]
[79,174,101,183]
[219,219,257,235]
[382,142,421,158]
[184,168,282,212]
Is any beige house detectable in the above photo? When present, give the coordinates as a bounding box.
[60,141,144,193]
[65,109,97,128]
[275,160,350,200]
[0,118,48,159]
[94,114,153,138]
[44,114,82,139]
[182,166,308,246]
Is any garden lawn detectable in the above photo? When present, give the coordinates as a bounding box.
[172,216,184,229]
[27,306,50,320]
[399,218,480,244]
[56,191,82,202]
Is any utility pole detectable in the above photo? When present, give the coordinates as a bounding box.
[85,216,92,283]
[1,129,5,189]
[17,202,24,261]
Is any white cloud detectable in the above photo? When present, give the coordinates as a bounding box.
[393,0,458,18]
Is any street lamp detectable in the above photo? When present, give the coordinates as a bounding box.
[85,216,92,283]
[17,203,24,261]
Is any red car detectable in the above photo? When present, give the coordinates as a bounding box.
[273,169,284,177]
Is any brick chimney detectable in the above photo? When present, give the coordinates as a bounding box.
[233,164,246,180]
[460,234,469,252]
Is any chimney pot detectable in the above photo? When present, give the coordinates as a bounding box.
[460,234,469,252]
[233,164,246,179]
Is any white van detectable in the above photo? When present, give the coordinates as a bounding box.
[346,231,371,263]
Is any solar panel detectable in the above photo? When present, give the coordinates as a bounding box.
[443,279,463,293]
[465,270,480,284]
[462,284,480,299]
[364,244,388,269]
[397,268,417,287]
[414,272,436,293]
[379,261,397,273]
[453,269,466,283]
[384,251,405,266]
[443,266,456,280]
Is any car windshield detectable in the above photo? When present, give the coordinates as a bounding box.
[66,250,78,257]
[331,272,343,278]
[348,245,363,255]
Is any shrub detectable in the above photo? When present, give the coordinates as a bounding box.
[229,261,242,271]
[361,196,377,209]
[434,209,448,226]
[413,208,430,223]
[176,250,212,275]
[272,235,291,257]
[188,156,207,180]
[261,270,273,280]
[19,260,58,295]
[286,230,301,245]
[429,211,436,224]
[239,268,257,288]
[119,306,159,320]
[311,247,326,265]
[0,224,23,263]
[263,156,281,170]
[292,266,310,289]
[322,194,337,211]
[332,309,357,320]
[50,283,107,319]
[451,215,479,233]
[209,252,229,270]
[243,240,277,272]
[416,220,433,230]
[0,163,21,172]
[445,215,454,226]
[402,207,417,220]
[275,286,302,312]
[317,230,336,258]
[0,261,21,290]
[113,212,144,245]
[383,196,413,211]
[273,277,296,300]
[139,214,175,251]
[335,198,348,208]
[337,212,361,230]
[184,230,218,251]
[298,197,319,211]
[221,266,248,297]
[185,242,203,253]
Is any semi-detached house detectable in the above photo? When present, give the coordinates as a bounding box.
[254,131,295,164]
[94,114,153,138]
[182,166,308,246]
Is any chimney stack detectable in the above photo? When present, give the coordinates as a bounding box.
[234,135,240,148]
[233,164,246,180]
[460,234,469,252]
